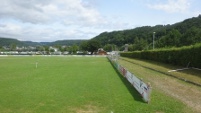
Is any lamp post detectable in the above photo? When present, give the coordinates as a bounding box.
[153,32,155,50]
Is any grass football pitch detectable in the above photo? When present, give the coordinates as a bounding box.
[0,56,193,113]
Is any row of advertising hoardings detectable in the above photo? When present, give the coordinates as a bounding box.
[108,55,151,103]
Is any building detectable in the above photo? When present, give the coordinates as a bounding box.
[97,48,107,55]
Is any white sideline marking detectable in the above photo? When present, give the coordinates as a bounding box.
[192,67,201,71]
[168,68,190,72]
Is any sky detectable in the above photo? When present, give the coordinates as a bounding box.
[0,0,200,42]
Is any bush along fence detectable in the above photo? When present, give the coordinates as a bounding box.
[108,54,151,103]
[120,43,201,68]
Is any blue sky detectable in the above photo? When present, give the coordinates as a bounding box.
[0,0,200,42]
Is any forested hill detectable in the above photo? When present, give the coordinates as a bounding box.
[49,40,86,46]
[0,38,49,46]
[92,15,201,50]
[0,38,26,46]
[0,37,86,47]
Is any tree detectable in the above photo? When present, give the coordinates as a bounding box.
[55,45,62,52]
[67,45,79,54]
[71,45,79,54]
[133,37,148,51]
[80,41,88,51]
[36,46,44,51]
[128,45,134,51]
[156,29,181,47]
[167,29,181,47]
[10,43,16,51]
[181,27,200,46]
[87,40,101,55]
[49,48,55,52]
[103,44,113,52]
[0,46,3,51]
[43,46,50,54]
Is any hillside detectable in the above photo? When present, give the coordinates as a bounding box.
[22,41,45,46]
[0,38,85,47]
[49,40,86,46]
[0,37,26,46]
[92,15,201,50]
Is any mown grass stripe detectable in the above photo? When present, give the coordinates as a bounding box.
[120,57,201,87]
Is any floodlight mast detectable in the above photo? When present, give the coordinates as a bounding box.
[153,32,155,50]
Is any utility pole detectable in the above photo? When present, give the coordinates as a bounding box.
[153,32,155,50]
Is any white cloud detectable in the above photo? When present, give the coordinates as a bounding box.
[0,0,110,41]
[0,21,104,42]
[0,0,50,24]
[0,0,106,25]
[148,0,191,13]
[0,0,132,42]
[0,23,22,37]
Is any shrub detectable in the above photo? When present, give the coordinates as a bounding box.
[120,43,201,68]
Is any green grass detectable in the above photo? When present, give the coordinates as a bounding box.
[0,56,194,113]
[120,57,201,85]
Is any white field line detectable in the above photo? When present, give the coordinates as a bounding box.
[168,67,201,72]
[192,67,201,71]
[168,68,190,72]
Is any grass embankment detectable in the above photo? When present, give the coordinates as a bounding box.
[118,57,201,113]
[0,56,194,113]
[120,57,201,86]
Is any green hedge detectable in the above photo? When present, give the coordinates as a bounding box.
[120,44,201,68]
